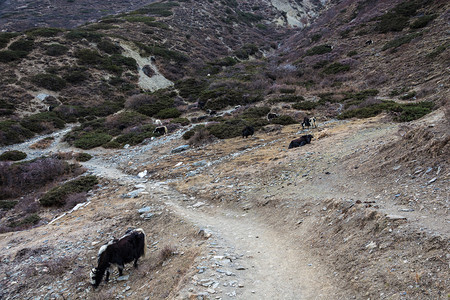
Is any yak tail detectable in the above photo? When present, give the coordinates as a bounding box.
[135,228,147,258]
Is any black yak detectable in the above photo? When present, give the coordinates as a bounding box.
[90,228,147,288]
[288,134,313,149]
[242,126,255,138]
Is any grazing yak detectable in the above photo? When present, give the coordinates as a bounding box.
[242,126,255,138]
[288,134,313,149]
[153,126,168,135]
[90,228,147,288]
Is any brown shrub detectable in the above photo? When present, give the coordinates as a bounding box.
[125,94,158,110]
[159,245,176,263]
[188,128,214,147]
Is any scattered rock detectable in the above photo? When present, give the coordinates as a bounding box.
[386,215,407,221]
[117,275,129,281]
[171,145,189,153]
[138,170,147,178]
[192,202,205,208]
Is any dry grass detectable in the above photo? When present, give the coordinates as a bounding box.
[29,137,54,149]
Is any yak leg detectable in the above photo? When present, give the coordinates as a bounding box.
[118,265,124,276]
[105,268,111,282]
[134,258,139,268]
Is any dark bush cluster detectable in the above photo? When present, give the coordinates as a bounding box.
[31,73,67,91]
[66,30,103,42]
[338,101,433,122]
[26,27,63,37]
[410,14,436,29]
[39,175,98,207]
[135,42,188,63]
[0,37,34,62]
[97,39,122,54]
[0,150,27,161]
[322,62,350,74]
[292,101,319,110]
[75,153,92,162]
[382,33,422,51]
[305,44,333,56]
[45,43,68,56]
[375,0,428,33]
[0,32,19,49]
[20,111,66,133]
[175,78,208,102]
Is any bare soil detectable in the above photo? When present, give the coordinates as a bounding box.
[0,108,448,299]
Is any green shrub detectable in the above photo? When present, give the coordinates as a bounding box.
[347,50,358,57]
[171,118,190,126]
[311,33,322,42]
[270,95,305,103]
[40,175,98,207]
[376,0,426,33]
[9,214,40,227]
[45,44,68,56]
[400,91,416,100]
[0,32,19,49]
[20,112,66,133]
[234,44,258,60]
[323,62,350,74]
[75,153,92,162]
[312,60,329,69]
[338,101,433,121]
[207,119,248,139]
[0,200,18,210]
[271,115,297,125]
[66,30,103,42]
[31,73,67,91]
[84,23,117,31]
[209,56,237,66]
[279,88,296,94]
[9,38,34,52]
[426,43,446,59]
[175,78,208,101]
[0,150,27,161]
[0,120,34,146]
[292,101,319,110]
[73,132,112,149]
[75,49,104,65]
[410,14,436,29]
[0,50,23,62]
[395,101,433,122]
[242,107,270,119]
[135,42,188,63]
[64,70,89,84]
[26,27,63,37]
[155,108,181,119]
[375,13,409,33]
[97,39,122,54]
[305,44,332,56]
[382,33,421,51]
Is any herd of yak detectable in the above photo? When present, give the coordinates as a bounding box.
[89,115,317,288]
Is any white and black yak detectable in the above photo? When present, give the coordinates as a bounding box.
[288,134,313,149]
[302,117,317,129]
[90,228,147,288]
[153,126,168,135]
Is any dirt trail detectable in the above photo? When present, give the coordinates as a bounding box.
[152,182,339,299]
